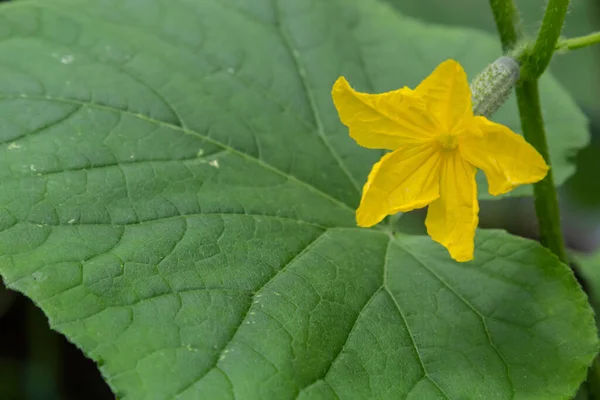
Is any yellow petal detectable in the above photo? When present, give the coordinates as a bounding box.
[332,77,439,150]
[460,116,549,196]
[414,59,472,132]
[357,144,441,227]
[425,151,478,262]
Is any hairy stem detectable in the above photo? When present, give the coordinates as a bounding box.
[557,32,600,52]
[488,0,520,51]
[515,81,567,262]
[522,0,571,78]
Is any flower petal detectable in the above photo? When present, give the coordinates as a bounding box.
[425,152,478,262]
[414,59,472,131]
[332,77,439,150]
[461,116,549,196]
[357,144,441,227]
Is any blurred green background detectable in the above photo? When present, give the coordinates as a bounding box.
[1,0,600,399]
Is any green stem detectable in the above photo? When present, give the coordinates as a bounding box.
[515,81,567,263]
[488,0,520,51]
[556,32,600,52]
[522,0,570,79]
[489,0,569,263]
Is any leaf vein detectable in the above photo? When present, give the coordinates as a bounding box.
[272,0,362,194]
[18,212,327,230]
[0,103,82,145]
[0,93,355,215]
[173,230,328,398]
[394,240,516,399]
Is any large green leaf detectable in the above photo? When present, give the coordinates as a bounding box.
[0,0,596,399]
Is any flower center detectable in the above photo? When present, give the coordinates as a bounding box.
[437,134,459,150]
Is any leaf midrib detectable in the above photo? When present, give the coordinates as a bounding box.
[0,93,355,217]
[293,234,451,400]
[18,212,328,230]
[272,0,362,194]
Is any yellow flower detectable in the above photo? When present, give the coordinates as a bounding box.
[332,59,548,262]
